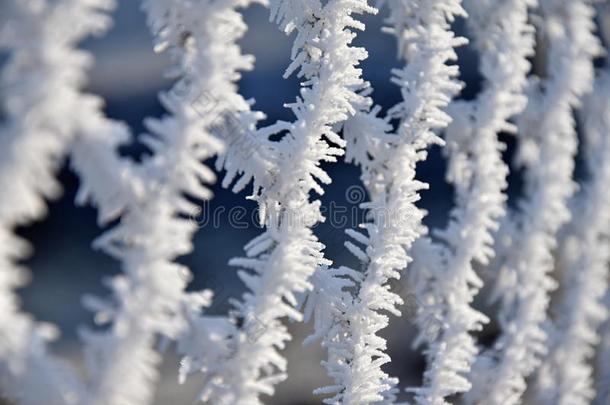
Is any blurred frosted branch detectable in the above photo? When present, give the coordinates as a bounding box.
[0,1,115,403]
[305,1,465,403]
[73,1,264,403]
[467,1,601,403]
[405,0,536,402]
[532,69,610,405]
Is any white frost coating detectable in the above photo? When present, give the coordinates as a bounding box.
[467,1,600,404]
[189,1,375,403]
[408,0,535,403]
[76,1,256,404]
[2,1,610,404]
[0,1,114,403]
[594,294,610,405]
[533,70,610,405]
[305,1,465,403]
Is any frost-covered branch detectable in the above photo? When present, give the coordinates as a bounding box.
[404,0,536,403]
[532,69,610,405]
[466,1,600,403]
[3,1,610,404]
[0,1,116,403]
[73,1,262,403]
[304,1,465,403]
[185,1,375,403]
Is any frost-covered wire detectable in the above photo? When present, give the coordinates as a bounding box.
[0,1,116,403]
[72,1,262,404]
[532,70,610,405]
[303,1,466,403]
[401,1,536,403]
[466,1,600,404]
[3,1,610,404]
[185,1,375,403]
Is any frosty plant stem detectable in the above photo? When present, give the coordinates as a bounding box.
[533,70,610,405]
[186,1,375,403]
[467,1,600,403]
[0,1,116,403]
[76,1,262,404]
[306,1,466,403]
[410,0,535,402]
